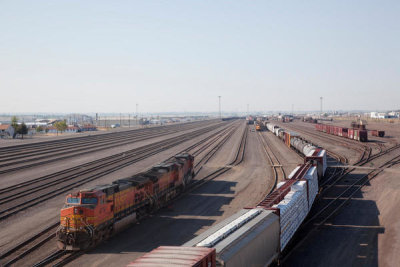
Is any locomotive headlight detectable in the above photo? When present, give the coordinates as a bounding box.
[74,208,78,214]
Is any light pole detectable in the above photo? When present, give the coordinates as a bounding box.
[218,96,221,119]
[320,97,323,118]
[136,103,139,126]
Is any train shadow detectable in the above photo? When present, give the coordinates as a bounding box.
[282,169,384,267]
[367,139,386,144]
[85,180,236,255]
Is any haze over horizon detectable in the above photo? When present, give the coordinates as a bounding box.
[1,1,399,114]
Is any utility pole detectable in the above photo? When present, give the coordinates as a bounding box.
[136,103,139,126]
[218,96,221,119]
[120,113,122,126]
[292,104,294,116]
[247,104,249,116]
[320,97,323,118]
[128,114,131,128]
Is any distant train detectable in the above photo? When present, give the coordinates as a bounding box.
[57,153,194,250]
[315,123,368,142]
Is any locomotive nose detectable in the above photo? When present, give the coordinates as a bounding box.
[74,207,84,215]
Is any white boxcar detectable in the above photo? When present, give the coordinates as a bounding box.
[272,181,308,250]
[305,148,327,178]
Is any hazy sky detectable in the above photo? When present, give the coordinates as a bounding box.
[1,1,399,113]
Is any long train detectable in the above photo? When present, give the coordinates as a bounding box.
[128,124,328,266]
[315,123,368,142]
[57,153,194,250]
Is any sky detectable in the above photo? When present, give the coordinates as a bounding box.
[0,0,399,114]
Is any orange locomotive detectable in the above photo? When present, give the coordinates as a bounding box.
[57,153,194,250]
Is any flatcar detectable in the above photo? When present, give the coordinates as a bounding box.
[57,153,194,250]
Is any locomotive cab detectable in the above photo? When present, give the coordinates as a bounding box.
[57,189,113,250]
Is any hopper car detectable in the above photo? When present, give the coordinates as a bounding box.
[315,123,368,142]
[57,153,194,250]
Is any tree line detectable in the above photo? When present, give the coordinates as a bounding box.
[10,116,69,139]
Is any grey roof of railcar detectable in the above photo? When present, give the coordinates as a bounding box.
[184,209,278,254]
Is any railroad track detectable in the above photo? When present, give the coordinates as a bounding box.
[0,122,235,221]
[0,120,221,174]
[0,121,242,266]
[281,147,400,264]
[183,122,248,194]
[0,120,216,156]
[256,130,286,195]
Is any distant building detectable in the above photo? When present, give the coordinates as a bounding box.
[0,124,15,138]
[46,126,58,134]
[65,126,80,133]
[80,124,97,131]
[370,112,388,119]
[388,111,400,118]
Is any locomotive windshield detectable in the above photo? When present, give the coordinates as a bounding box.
[67,197,80,204]
[82,198,98,204]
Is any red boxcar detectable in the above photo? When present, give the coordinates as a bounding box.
[333,126,339,136]
[349,129,368,142]
[371,130,385,137]
[338,127,348,137]
[359,130,368,142]
[348,128,354,139]
[127,246,216,267]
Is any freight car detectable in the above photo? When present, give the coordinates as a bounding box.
[129,163,320,267]
[370,130,385,137]
[315,123,368,142]
[127,246,216,267]
[265,124,327,179]
[57,153,194,250]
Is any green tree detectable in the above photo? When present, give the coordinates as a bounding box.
[16,123,28,139]
[11,116,18,128]
[54,120,68,135]
[36,126,44,133]
[11,116,18,138]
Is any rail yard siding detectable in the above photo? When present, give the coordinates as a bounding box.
[128,122,329,267]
